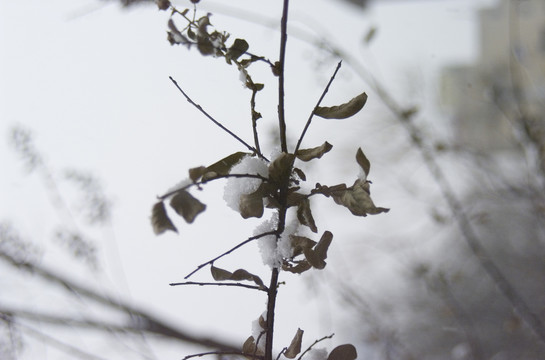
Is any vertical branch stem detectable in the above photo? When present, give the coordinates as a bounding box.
[277,0,290,153]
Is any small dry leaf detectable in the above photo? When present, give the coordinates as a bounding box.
[239,186,264,219]
[227,38,249,61]
[169,190,206,223]
[297,198,318,233]
[268,153,295,184]
[189,166,207,183]
[327,344,357,360]
[355,148,370,178]
[315,93,368,119]
[151,202,177,235]
[284,328,304,358]
[295,142,333,162]
[202,152,248,181]
[331,179,389,217]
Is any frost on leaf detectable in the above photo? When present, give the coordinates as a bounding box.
[327,344,357,360]
[151,202,177,235]
[284,328,304,358]
[314,92,368,119]
[295,142,333,162]
[169,190,206,223]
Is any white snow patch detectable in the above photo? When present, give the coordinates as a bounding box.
[254,213,297,268]
[223,156,268,212]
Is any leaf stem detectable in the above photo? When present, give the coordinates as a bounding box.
[294,61,342,154]
[183,351,264,360]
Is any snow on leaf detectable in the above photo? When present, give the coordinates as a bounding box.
[224,156,268,213]
[314,92,368,119]
[169,190,206,223]
[284,328,304,359]
[151,202,177,235]
[327,344,357,360]
[295,142,333,162]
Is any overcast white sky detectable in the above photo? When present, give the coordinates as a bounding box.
[0,0,495,358]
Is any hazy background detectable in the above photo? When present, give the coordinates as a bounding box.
[3,0,545,359]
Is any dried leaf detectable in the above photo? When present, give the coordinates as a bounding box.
[239,186,264,219]
[293,167,306,181]
[314,231,333,261]
[227,38,249,61]
[327,344,357,360]
[295,142,333,162]
[315,93,368,119]
[169,190,206,223]
[269,153,295,184]
[282,260,312,274]
[189,166,207,183]
[284,328,304,358]
[202,152,249,181]
[297,198,318,233]
[290,235,317,257]
[331,179,389,217]
[355,148,370,178]
[242,336,264,358]
[151,202,177,235]
[211,266,265,289]
[167,19,190,46]
[210,265,233,281]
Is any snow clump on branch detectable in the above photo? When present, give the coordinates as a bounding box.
[223,155,268,212]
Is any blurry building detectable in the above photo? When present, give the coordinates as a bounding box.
[441,0,545,152]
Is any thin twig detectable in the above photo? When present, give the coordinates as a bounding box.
[169,76,263,158]
[277,0,290,153]
[294,60,342,154]
[158,173,269,200]
[169,281,265,291]
[297,334,334,360]
[184,231,278,279]
[275,348,287,360]
[250,87,263,157]
[183,351,264,360]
